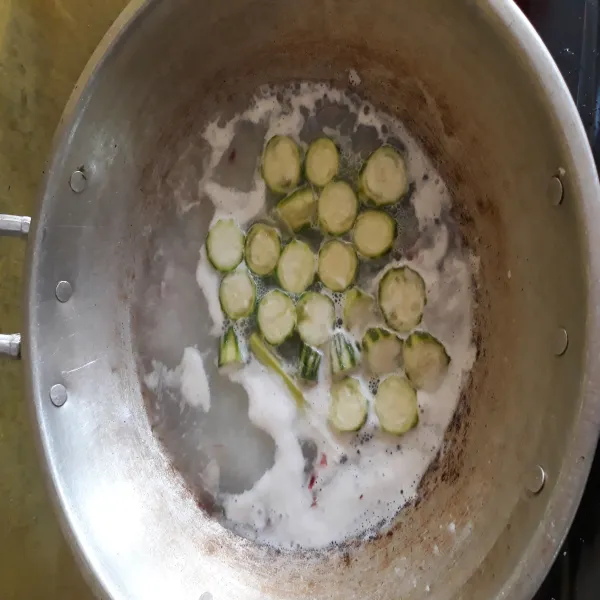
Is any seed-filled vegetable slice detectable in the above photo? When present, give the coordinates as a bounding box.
[245,224,281,276]
[329,377,369,432]
[305,137,340,187]
[318,240,358,292]
[257,289,296,346]
[403,331,450,392]
[359,145,408,206]
[296,292,335,347]
[206,219,245,272]
[375,375,418,435]
[362,327,403,376]
[318,180,358,235]
[219,271,256,320]
[353,210,396,258]
[277,240,316,294]
[261,135,302,194]
[378,266,426,333]
[343,287,375,333]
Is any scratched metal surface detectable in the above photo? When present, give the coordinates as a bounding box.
[0,1,126,598]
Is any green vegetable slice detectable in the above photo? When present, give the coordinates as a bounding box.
[261,135,302,194]
[343,287,375,333]
[257,289,296,346]
[353,210,396,258]
[375,375,418,435]
[362,327,403,376]
[330,330,361,378]
[296,292,335,347]
[245,224,281,276]
[277,240,316,294]
[219,327,244,368]
[378,266,426,333]
[305,137,340,187]
[329,377,368,432]
[403,331,450,392]
[276,186,317,232]
[219,271,256,320]
[249,333,304,408]
[299,343,322,383]
[359,145,409,206]
[318,180,358,235]
[206,219,245,272]
[318,240,358,292]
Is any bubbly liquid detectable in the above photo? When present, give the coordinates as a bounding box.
[147,82,477,550]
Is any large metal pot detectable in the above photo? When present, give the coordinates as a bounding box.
[2,0,600,598]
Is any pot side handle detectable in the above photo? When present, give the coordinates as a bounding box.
[0,214,31,359]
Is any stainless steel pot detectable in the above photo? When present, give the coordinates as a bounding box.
[2,0,600,598]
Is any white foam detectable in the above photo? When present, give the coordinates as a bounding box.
[205,181,266,227]
[145,347,212,411]
[180,347,211,412]
[144,360,180,392]
[413,176,450,224]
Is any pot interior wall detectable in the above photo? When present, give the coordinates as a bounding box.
[30,0,588,598]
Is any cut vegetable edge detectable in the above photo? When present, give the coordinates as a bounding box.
[359,145,409,206]
[330,330,361,378]
[378,266,427,333]
[219,271,256,320]
[277,240,316,294]
[375,375,419,435]
[318,180,358,235]
[219,327,245,369]
[275,186,317,232]
[343,287,375,332]
[245,223,282,276]
[403,331,450,392]
[329,377,369,432]
[249,333,305,408]
[299,343,323,383]
[362,327,403,376]
[305,137,340,187]
[353,210,396,258]
[257,289,296,346]
[261,135,302,194]
[296,292,335,346]
[318,240,358,292]
[206,219,245,272]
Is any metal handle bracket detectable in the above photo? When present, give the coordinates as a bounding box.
[0,214,31,237]
[0,214,30,359]
[0,334,21,359]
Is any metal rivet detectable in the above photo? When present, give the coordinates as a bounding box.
[50,384,68,407]
[554,328,569,356]
[525,465,547,495]
[548,175,564,206]
[55,280,73,303]
[69,169,87,193]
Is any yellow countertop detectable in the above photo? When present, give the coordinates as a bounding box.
[0,1,127,597]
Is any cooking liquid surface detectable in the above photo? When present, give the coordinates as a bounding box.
[141,82,477,550]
